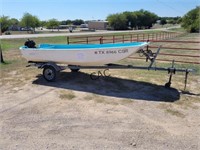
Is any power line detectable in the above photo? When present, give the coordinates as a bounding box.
[156,0,186,15]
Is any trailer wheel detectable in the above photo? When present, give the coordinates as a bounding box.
[43,65,57,81]
[70,68,80,72]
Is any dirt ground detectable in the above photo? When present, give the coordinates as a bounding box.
[0,65,200,150]
[1,33,200,150]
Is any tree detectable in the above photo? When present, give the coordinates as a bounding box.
[181,6,200,33]
[40,21,47,28]
[177,18,182,24]
[168,19,175,24]
[106,10,158,30]
[0,16,11,34]
[20,13,40,33]
[46,19,59,31]
[0,45,5,63]
[133,11,143,29]
[60,20,67,25]
[123,11,137,29]
[72,19,84,25]
[66,19,72,25]
[173,16,181,24]
[160,18,167,26]
[0,16,10,63]
[9,18,19,25]
[134,10,158,29]
[107,13,127,30]
[9,18,20,31]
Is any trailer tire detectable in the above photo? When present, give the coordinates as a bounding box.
[71,68,80,72]
[43,65,57,82]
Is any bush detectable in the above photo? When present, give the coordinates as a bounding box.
[181,6,200,33]
[5,31,11,35]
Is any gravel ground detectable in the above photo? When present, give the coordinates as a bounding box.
[1,68,200,150]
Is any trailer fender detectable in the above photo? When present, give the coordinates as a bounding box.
[41,62,61,72]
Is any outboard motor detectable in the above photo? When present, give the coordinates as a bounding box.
[24,39,36,48]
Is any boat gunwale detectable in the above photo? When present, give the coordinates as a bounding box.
[20,42,149,51]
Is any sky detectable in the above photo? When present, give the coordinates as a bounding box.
[0,0,199,21]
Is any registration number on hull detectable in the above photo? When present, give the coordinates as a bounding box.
[94,49,128,54]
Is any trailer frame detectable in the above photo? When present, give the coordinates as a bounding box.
[27,46,194,90]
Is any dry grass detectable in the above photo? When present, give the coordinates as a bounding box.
[84,94,116,105]
[84,93,133,105]
[165,108,185,118]
[175,94,200,109]
[1,33,199,106]
[59,90,76,100]
[158,104,185,118]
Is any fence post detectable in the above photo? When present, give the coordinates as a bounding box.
[86,37,89,44]
[162,32,164,40]
[160,32,161,40]
[122,35,124,43]
[67,36,69,44]
[113,35,115,43]
[130,34,132,42]
[156,33,158,41]
[161,32,162,40]
[163,32,165,40]
[100,36,103,44]
[143,34,145,41]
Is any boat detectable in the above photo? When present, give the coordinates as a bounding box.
[20,41,148,66]
[19,41,194,88]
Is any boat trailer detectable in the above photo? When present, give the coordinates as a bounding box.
[27,46,194,90]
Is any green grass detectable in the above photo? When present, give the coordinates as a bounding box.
[1,36,68,51]
[168,27,186,32]
[5,30,69,35]
[0,59,26,70]
[1,39,24,51]
[1,31,159,51]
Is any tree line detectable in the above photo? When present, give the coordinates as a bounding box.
[0,13,85,34]
[107,9,159,30]
[0,7,199,34]
[106,7,199,32]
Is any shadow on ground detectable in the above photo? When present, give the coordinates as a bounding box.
[32,71,180,102]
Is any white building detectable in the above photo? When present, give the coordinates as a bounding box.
[88,21,108,30]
